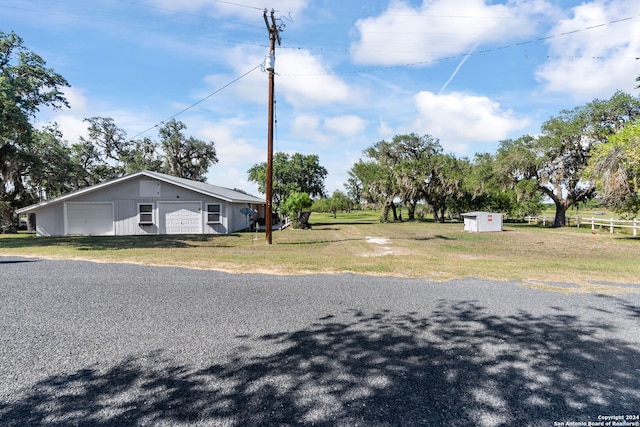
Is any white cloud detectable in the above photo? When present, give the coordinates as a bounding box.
[291,114,321,134]
[200,46,363,111]
[289,114,368,146]
[36,87,90,143]
[351,0,558,65]
[278,50,361,108]
[411,91,529,154]
[324,115,367,137]
[197,123,262,166]
[536,0,640,101]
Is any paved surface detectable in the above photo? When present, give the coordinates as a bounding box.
[1,256,639,426]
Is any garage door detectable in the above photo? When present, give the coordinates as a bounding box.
[159,202,202,234]
[65,203,114,236]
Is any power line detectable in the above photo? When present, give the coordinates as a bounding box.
[210,0,265,11]
[1,1,268,34]
[281,14,639,77]
[130,62,263,140]
[0,3,157,30]
[116,0,263,29]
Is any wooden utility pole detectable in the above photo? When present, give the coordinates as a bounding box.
[264,9,281,245]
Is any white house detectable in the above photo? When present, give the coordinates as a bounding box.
[461,212,503,233]
[16,170,266,237]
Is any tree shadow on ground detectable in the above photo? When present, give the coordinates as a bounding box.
[0,234,241,251]
[310,221,377,227]
[1,301,638,426]
[0,259,40,264]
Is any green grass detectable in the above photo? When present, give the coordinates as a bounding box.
[2,211,640,290]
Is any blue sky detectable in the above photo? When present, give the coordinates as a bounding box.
[3,0,640,196]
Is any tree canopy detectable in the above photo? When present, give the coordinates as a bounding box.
[587,120,640,216]
[247,152,327,209]
[496,91,640,226]
[1,31,70,232]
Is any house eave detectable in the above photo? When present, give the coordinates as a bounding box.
[16,170,265,214]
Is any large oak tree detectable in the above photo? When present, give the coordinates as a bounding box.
[497,91,640,227]
[1,31,69,232]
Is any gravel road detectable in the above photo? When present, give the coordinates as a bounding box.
[1,256,639,426]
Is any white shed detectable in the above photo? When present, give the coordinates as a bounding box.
[461,212,503,233]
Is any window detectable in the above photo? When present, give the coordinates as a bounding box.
[207,204,221,224]
[138,203,153,224]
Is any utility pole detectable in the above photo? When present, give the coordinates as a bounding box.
[263,8,281,245]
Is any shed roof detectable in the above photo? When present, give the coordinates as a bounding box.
[16,170,265,214]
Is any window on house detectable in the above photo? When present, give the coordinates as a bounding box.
[138,204,153,224]
[207,204,221,224]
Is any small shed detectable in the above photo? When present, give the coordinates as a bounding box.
[461,212,503,233]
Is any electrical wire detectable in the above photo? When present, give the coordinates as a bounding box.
[281,14,638,77]
[209,0,265,11]
[116,0,263,29]
[0,3,157,30]
[130,62,263,139]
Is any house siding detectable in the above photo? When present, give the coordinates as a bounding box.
[34,203,64,237]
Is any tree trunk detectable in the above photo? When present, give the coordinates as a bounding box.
[553,202,568,227]
[438,206,446,223]
[406,201,416,220]
[390,202,398,221]
[0,206,17,234]
[27,213,36,232]
[380,201,391,222]
[432,207,441,223]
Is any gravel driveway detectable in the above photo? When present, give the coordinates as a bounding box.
[1,256,639,426]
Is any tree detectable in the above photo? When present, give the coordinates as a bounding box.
[158,119,218,182]
[359,133,470,222]
[27,124,76,199]
[247,152,327,210]
[465,152,543,217]
[497,92,640,227]
[313,190,353,218]
[328,190,352,217]
[0,31,69,232]
[367,134,443,221]
[587,120,640,216]
[281,191,312,229]
[82,117,130,163]
[68,139,119,188]
[344,172,363,207]
[81,118,216,181]
[347,159,398,222]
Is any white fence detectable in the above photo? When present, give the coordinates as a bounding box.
[525,216,639,236]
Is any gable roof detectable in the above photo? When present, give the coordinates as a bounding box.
[16,170,265,214]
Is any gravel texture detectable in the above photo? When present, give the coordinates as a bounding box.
[1,256,640,426]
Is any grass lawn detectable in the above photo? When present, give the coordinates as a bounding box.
[2,211,639,292]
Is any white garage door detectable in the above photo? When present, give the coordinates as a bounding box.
[159,202,202,234]
[65,203,114,236]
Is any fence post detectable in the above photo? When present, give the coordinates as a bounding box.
[591,217,595,231]
[634,219,638,237]
[576,217,581,229]
[610,218,614,234]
